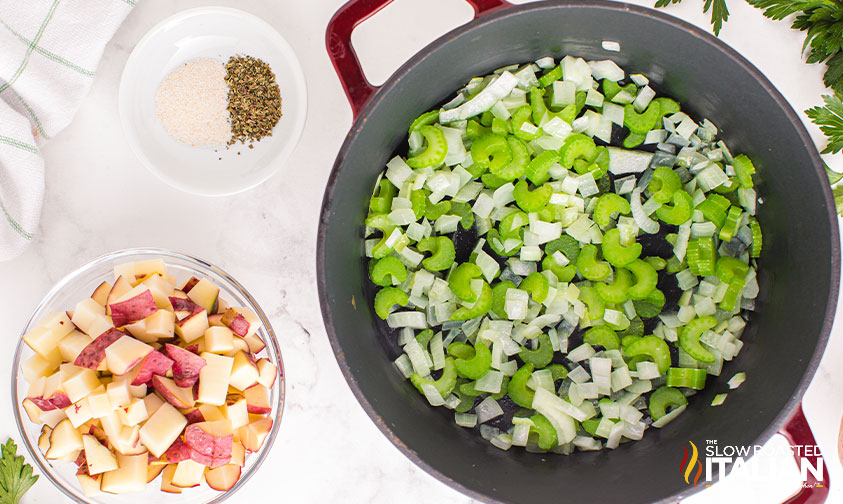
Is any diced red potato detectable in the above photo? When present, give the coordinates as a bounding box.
[71,298,106,336]
[174,309,209,344]
[186,278,219,314]
[160,464,181,494]
[237,417,272,453]
[19,259,277,495]
[23,312,75,358]
[151,376,195,409]
[74,328,126,369]
[205,464,242,491]
[109,288,158,328]
[129,351,174,386]
[38,425,52,453]
[256,358,278,389]
[141,274,175,310]
[105,276,133,316]
[229,441,245,467]
[169,297,203,320]
[160,437,191,464]
[187,449,230,468]
[104,336,154,375]
[171,459,205,488]
[204,327,235,353]
[242,332,266,354]
[58,331,93,363]
[229,352,259,391]
[165,344,206,387]
[221,308,250,337]
[147,464,165,484]
[208,313,224,327]
[182,408,204,424]
[184,421,233,458]
[243,384,271,415]
[91,281,112,306]
[180,277,200,294]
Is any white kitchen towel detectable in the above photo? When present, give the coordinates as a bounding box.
[0,0,134,261]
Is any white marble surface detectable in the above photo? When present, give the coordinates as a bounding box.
[2,0,843,502]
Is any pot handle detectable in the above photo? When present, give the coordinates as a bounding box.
[779,403,829,504]
[326,0,513,117]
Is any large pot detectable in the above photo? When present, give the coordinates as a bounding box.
[317,1,840,503]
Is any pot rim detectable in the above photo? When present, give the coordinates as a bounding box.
[317,1,840,502]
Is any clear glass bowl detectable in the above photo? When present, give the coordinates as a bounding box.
[11,248,285,503]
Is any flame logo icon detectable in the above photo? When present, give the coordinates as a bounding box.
[680,441,703,486]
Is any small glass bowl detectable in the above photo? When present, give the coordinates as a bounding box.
[12,248,285,503]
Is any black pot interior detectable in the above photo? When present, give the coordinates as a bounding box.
[318,2,838,503]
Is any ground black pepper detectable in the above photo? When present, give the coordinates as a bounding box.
[224,55,282,146]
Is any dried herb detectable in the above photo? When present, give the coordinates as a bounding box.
[224,55,282,146]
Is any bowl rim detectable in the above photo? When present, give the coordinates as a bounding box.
[316,1,841,503]
[117,6,308,197]
[12,247,285,503]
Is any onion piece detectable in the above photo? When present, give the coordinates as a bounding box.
[440,71,519,123]
[455,412,478,428]
[476,396,504,423]
[630,188,659,234]
[651,404,687,428]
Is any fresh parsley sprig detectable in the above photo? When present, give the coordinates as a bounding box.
[654,0,730,35]
[807,93,843,213]
[0,439,38,504]
[806,93,843,155]
[747,0,843,94]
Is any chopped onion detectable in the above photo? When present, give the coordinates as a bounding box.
[421,383,445,406]
[674,222,692,261]
[430,331,445,370]
[595,417,616,438]
[585,88,604,107]
[385,156,414,187]
[633,85,656,112]
[601,40,621,52]
[455,412,478,428]
[573,436,602,450]
[562,55,592,90]
[577,173,600,197]
[542,116,573,139]
[627,379,652,394]
[476,396,504,423]
[630,188,660,234]
[567,343,596,362]
[651,404,687,428]
[491,433,513,451]
[568,365,591,383]
[623,421,647,440]
[696,164,729,191]
[606,421,626,449]
[727,372,746,390]
[476,370,504,393]
[635,361,660,380]
[388,208,418,226]
[454,181,483,203]
[604,103,625,125]
[389,311,428,330]
[394,354,413,378]
[608,147,654,175]
[551,80,576,107]
[711,393,728,406]
[588,59,624,81]
[440,71,519,123]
